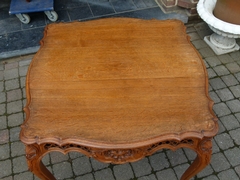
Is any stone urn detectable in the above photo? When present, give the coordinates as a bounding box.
[214,0,240,25]
[197,0,240,55]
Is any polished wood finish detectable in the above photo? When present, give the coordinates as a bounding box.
[21,18,218,180]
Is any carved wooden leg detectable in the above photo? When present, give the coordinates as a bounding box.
[25,144,56,180]
[180,138,212,180]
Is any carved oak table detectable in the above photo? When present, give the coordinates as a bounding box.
[21,18,218,180]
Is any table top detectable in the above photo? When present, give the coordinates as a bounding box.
[21,18,218,148]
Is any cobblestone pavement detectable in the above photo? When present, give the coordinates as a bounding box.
[0,21,240,180]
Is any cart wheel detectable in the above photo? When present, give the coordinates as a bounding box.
[44,11,58,22]
[16,14,30,24]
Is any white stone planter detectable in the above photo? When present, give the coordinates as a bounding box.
[197,0,240,55]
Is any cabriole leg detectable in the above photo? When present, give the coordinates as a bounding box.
[25,144,56,180]
[181,138,212,180]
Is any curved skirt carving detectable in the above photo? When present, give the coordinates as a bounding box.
[42,138,194,164]
[24,137,212,180]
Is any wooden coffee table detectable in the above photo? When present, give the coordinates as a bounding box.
[21,18,218,180]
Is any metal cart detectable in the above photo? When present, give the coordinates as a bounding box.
[9,0,58,24]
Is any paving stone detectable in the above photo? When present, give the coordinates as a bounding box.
[0,159,12,178]
[72,156,92,176]
[138,174,157,180]
[196,165,213,178]
[4,68,18,80]
[9,127,20,142]
[236,113,240,122]
[166,149,188,167]
[220,115,239,131]
[1,176,13,180]
[214,133,234,150]
[207,68,217,78]
[5,78,19,91]
[12,156,29,173]
[0,116,7,129]
[22,98,26,108]
[208,84,213,91]
[229,128,240,145]
[218,54,235,64]
[90,158,109,171]
[211,153,231,172]
[194,21,210,31]
[11,141,25,157]
[235,72,240,82]
[212,139,220,154]
[183,148,196,161]
[42,153,51,166]
[226,99,240,113]
[19,59,32,67]
[0,103,6,115]
[191,39,208,49]
[215,88,234,101]
[213,103,231,117]
[221,74,239,86]
[196,29,212,40]
[7,89,22,102]
[217,120,226,134]
[199,47,215,58]
[173,163,189,179]
[202,175,219,180]
[235,165,240,177]
[237,60,240,66]
[4,62,18,70]
[75,173,94,180]
[19,65,28,77]
[52,161,73,179]
[0,91,6,103]
[209,91,221,103]
[0,81,4,92]
[0,71,4,81]
[7,112,24,127]
[0,129,9,144]
[186,25,195,33]
[209,78,227,90]
[50,151,69,164]
[0,143,10,160]
[68,151,84,159]
[94,168,115,180]
[218,169,239,180]
[149,152,169,171]
[7,100,23,114]
[229,51,240,61]
[226,62,240,73]
[188,32,200,41]
[230,85,240,98]
[224,147,240,166]
[13,171,34,180]
[204,60,209,68]
[131,158,152,177]
[213,65,230,76]
[20,76,26,88]
[156,169,177,180]
[113,163,134,180]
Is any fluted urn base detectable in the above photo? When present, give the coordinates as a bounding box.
[204,33,240,55]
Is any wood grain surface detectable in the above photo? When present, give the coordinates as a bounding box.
[21,18,218,148]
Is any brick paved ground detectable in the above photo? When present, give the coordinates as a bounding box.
[0,21,240,180]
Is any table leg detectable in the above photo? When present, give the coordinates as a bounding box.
[180,138,212,180]
[25,144,56,180]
